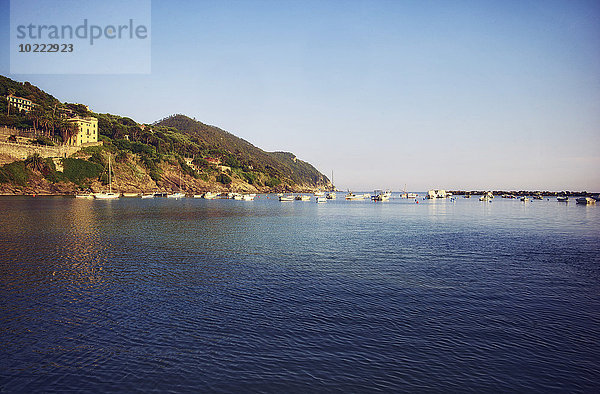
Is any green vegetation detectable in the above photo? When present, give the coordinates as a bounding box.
[0,76,330,192]
[0,161,31,185]
[216,173,232,185]
[61,158,104,185]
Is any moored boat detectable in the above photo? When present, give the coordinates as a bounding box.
[326,192,336,199]
[94,154,119,199]
[316,196,327,203]
[576,197,595,205]
[557,196,568,202]
[345,192,364,200]
[167,192,186,199]
[371,190,391,201]
[279,195,294,201]
[296,194,311,201]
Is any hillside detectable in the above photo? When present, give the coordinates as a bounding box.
[0,76,331,194]
[155,114,330,189]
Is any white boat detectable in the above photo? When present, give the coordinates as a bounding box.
[193,194,204,198]
[314,191,325,197]
[371,190,391,201]
[141,193,154,199]
[203,192,218,199]
[407,193,418,199]
[296,195,311,201]
[345,193,364,200]
[279,195,294,201]
[122,192,139,198]
[75,194,94,199]
[167,192,185,199]
[95,155,119,199]
[326,192,336,200]
[479,192,494,202]
[242,194,254,201]
[557,196,568,202]
[316,197,327,203]
[576,197,595,204]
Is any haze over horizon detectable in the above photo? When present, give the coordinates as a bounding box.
[1,0,599,192]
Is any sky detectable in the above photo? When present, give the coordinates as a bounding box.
[1,0,599,191]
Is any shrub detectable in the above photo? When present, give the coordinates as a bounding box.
[115,151,129,163]
[33,136,55,146]
[265,177,281,188]
[0,161,31,185]
[62,158,104,185]
[216,173,231,185]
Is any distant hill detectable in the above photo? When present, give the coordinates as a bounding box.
[155,114,330,189]
[0,75,331,193]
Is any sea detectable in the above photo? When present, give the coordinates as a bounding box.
[1,194,599,392]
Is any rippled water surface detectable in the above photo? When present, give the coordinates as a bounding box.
[1,195,599,392]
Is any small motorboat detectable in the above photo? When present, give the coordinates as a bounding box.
[576,197,595,205]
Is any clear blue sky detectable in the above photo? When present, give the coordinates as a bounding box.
[1,0,599,191]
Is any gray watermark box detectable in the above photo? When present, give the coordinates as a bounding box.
[10,0,151,74]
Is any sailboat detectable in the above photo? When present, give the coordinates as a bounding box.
[167,170,186,198]
[94,154,119,199]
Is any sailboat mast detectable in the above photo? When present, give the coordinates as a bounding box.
[109,155,112,193]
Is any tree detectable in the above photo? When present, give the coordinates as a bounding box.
[6,88,15,115]
[58,119,79,145]
[25,153,45,173]
[27,106,44,132]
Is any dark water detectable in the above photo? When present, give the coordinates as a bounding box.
[1,195,599,392]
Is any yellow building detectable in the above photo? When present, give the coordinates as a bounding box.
[7,95,35,113]
[66,116,98,146]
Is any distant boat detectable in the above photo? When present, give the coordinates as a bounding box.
[479,192,493,202]
[141,193,154,199]
[122,192,140,198]
[521,197,530,202]
[241,194,255,201]
[463,194,471,198]
[576,197,595,205]
[533,194,543,200]
[279,195,294,201]
[75,194,94,199]
[316,197,327,203]
[557,196,568,202]
[94,192,119,199]
[314,191,325,197]
[371,190,391,201]
[345,192,364,200]
[326,192,336,200]
[296,195,311,201]
[167,192,185,199]
[95,155,119,199]
[203,192,218,199]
